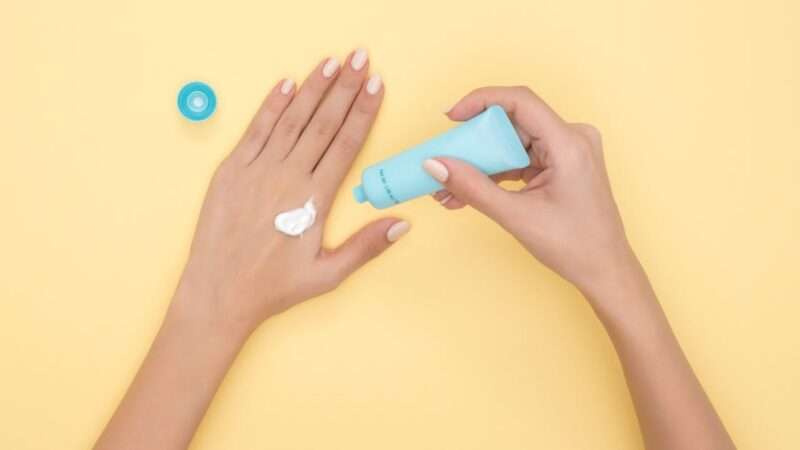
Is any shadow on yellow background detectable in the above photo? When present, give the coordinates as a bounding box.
[2,0,798,448]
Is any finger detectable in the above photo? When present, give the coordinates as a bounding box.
[442,196,466,209]
[431,190,466,209]
[257,56,341,164]
[313,72,384,196]
[288,49,370,172]
[513,123,535,151]
[431,167,541,211]
[490,169,525,183]
[422,158,514,221]
[231,78,295,165]
[445,86,569,145]
[432,189,452,203]
[319,218,410,286]
[570,122,603,148]
[521,166,544,182]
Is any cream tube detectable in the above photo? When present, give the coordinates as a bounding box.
[353,105,529,209]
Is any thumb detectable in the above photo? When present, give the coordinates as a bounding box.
[423,158,514,220]
[321,218,410,284]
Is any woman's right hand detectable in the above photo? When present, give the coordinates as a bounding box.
[424,86,642,301]
[426,87,737,450]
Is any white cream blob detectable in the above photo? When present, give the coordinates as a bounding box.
[274,198,317,237]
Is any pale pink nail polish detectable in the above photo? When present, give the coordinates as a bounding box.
[422,159,449,183]
[386,221,411,242]
[366,74,382,95]
[280,79,294,95]
[351,48,368,71]
[322,58,340,78]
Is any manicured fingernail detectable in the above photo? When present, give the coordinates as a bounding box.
[351,48,368,71]
[386,221,411,242]
[280,79,294,95]
[366,74,382,95]
[422,159,449,182]
[439,193,453,205]
[322,57,340,78]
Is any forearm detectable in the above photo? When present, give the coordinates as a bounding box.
[585,257,735,450]
[94,290,248,450]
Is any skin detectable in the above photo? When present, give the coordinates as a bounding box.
[429,86,736,450]
[95,49,408,450]
[94,53,735,449]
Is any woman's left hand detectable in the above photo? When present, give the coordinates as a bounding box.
[173,49,409,338]
[96,50,407,450]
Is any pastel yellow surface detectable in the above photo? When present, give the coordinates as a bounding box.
[2,0,798,448]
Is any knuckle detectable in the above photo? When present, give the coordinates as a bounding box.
[313,257,344,292]
[335,132,363,155]
[311,118,337,139]
[353,96,378,115]
[579,123,602,143]
[238,129,259,148]
[351,230,385,260]
[569,123,602,152]
[592,141,605,156]
[512,85,534,97]
[279,115,303,137]
[265,95,286,114]
[454,182,484,206]
[363,237,385,259]
[340,74,364,90]
[304,80,330,102]
[319,269,343,292]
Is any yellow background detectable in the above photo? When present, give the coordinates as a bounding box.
[2,0,798,448]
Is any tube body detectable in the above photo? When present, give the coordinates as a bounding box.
[353,105,529,209]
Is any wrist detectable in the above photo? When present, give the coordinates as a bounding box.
[167,279,254,351]
[577,248,661,329]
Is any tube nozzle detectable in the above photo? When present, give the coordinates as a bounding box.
[353,185,367,203]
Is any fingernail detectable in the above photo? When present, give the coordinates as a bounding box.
[280,79,294,95]
[386,221,411,242]
[422,159,449,183]
[322,57,340,78]
[443,103,455,114]
[366,74,382,95]
[351,48,368,71]
[439,193,453,205]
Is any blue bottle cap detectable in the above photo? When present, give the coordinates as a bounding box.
[177,81,216,121]
[353,185,367,203]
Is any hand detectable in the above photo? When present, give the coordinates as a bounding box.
[426,86,636,300]
[427,87,735,450]
[173,50,410,337]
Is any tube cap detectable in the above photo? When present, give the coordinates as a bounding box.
[177,81,216,121]
[353,185,367,203]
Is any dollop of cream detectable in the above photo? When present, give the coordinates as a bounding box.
[274,198,317,237]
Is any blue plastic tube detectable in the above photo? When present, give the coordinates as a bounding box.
[353,105,530,209]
